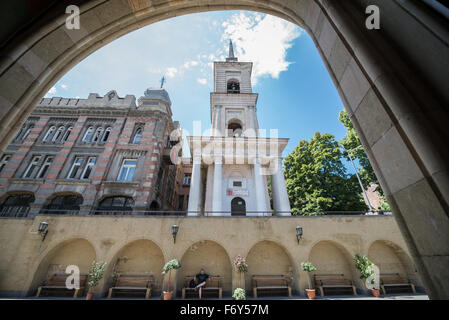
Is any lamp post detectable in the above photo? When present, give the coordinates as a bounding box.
[340,145,374,212]
[296,226,303,244]
[38,221,49,241]
[171,225,179,244]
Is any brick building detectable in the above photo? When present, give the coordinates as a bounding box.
[0,88,186,216]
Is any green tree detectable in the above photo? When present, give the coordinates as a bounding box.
[339,110,381,194]
[284,132,367,215]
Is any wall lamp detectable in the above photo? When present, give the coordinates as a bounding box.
[171,225,179,244]
[296,226,303,244]
[38,221,49,241]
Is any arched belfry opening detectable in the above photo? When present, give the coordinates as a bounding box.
[227,122,243,137]
[227,79,240,94]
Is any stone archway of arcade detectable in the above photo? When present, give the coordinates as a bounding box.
[0,216,422,298]
[0,0,448,298]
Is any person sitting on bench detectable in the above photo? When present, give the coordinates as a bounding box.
[195,269,209,299]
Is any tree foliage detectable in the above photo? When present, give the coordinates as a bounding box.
[338,110,382,195]
[284,132,367,215]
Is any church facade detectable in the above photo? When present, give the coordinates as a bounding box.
[187,42,291,216]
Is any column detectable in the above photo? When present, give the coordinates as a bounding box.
[272,158,291,216]
[248,106,258,136]
[212,158,223,216]
[187,158,201,216]
[253,158,268,216]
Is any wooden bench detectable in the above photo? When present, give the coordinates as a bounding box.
[252,275,292,298]
[36,273,87,298]
[314,274,357,296]
[380,273,416,295]
[107,274,154,299]
[181,276,222,299]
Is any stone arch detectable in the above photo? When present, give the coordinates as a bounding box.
[245,240,296,295]
[178,240,232,294]
[28,238,96,295]
[308,240,355,285]
[368,240,420,285]
[103,239,166,294]
[0,0,447,298]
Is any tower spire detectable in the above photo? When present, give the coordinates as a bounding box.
[226,40,238,62]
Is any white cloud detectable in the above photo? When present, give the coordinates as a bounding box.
[47,86,57,95]
[60,84,68,90]
[221,13,301,83]
[166,67,178,78]
[183,60,199,69]
[197,78,207,85]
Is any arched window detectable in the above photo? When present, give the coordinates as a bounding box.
[231,197,246,216]
[21,124,34,141]
[52,126,65,142]
[132,127,143,144]
[228,122,243,137]
[96,196,134,215]
[0,193,35,217]
[101,127,112,142]
[82,126,94,142]
[92,127,103,143]
[43,195,83,215]
[227,79,240,94]
[43,126,56,142]
[61,126,73,143]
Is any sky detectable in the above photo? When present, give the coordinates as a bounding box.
[45,10,350,168]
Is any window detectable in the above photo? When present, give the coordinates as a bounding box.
[97,196,134,212]
[81,157,96,180]
[23,155,41,178]
[43,126,56,142]
[102,127,112,142]
[0,194,35,217]
[0,155,11,173]
[44,195,83,215]
[52,126,65,142]
[82,126,94,142]
[13,125,25,141]
[117,159,137,182]
[131,127,143,144]
[36,156,53,179]
[227,79,240,94]
[178,195,184,210]
[67,157,83,179]
[61,126,73,143]
[22,124,34,141]
[92,127,103,143]
[183,174,191,186]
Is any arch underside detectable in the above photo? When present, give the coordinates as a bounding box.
[0,0,447,299]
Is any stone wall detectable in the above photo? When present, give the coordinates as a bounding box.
[0,215,423,297]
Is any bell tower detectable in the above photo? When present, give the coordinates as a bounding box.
[211,40,259,138]
[187,41,291,217]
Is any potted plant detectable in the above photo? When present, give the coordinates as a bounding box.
[162,259,181,300]
[354,254,379,297]
[301,261,317,299]
[86,261,106,300]
[233,255,248,288]
[232,288,246,300]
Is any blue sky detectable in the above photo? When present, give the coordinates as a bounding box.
[46,11,348,166]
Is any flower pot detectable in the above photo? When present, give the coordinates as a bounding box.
[163,291,173,300]
[86,292,94,300]
[371,289,381,298]
[305,289,316,300]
